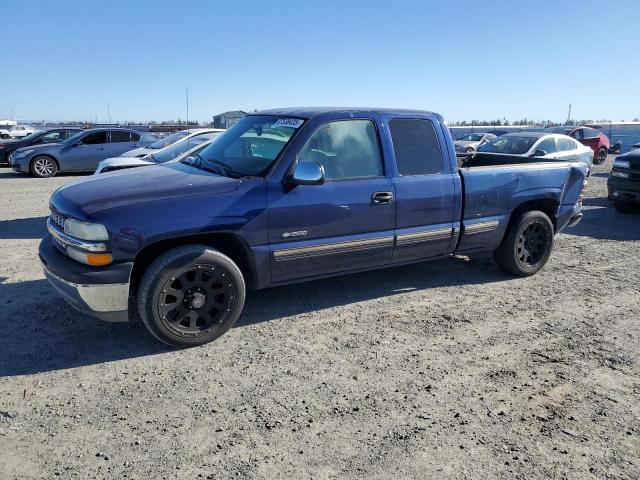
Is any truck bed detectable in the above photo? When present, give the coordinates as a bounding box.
[455,161,587,254]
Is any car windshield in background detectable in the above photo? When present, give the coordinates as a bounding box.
[152,133,221,163]
[149,130,188,149]
[478,136,538,154]
[547,127,573,134]
[184,115,303,178]
[460,134,484,141]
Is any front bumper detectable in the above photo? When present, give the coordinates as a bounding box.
[608,176,640,204]
[39,235,133,322]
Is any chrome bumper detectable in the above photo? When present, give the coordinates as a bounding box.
[43,267,130,322]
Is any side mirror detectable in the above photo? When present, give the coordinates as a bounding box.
[531,149,547,157]
[288,160,325,186]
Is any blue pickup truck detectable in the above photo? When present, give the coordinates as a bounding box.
[39,108,587,347]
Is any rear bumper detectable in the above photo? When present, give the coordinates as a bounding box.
[39,235,133,322]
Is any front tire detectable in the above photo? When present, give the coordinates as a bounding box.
[137,245,246,348]
[30,156,58,178]
[494,210,554,276]
[595,148,607,165]
[612,200,640,214]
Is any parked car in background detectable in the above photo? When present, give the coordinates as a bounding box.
[0,125,14,139]
[608,149,640,214]
[9,128,155,177]
[39,108,587,347]
[633,142,640,149]
[121,128,225,157]
[454,132,496,153]
[472,132,594,171]
[545,126,610,164]
[95,131,223,174]
[4,124,39,138]
[0,127,82,166]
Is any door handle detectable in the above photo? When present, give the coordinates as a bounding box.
[371,191,393,205]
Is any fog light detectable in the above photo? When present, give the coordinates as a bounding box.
[67,246,113,266]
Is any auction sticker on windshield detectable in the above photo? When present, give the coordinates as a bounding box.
[273,118,304,129]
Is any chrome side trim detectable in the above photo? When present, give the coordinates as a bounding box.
[44,267,129,312]
[47,219,107,252]
[273,236,394,262]
[464,220,499,235]
[396,228,452,246]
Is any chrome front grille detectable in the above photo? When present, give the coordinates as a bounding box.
[49,209,66,229]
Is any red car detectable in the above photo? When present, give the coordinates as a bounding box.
[546,126,610,164]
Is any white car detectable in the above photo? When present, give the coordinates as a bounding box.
[474,132,594,172]
[454,133,496,153]
[95,131,223,174]
[121,128,224,157]
[6,124,38,138]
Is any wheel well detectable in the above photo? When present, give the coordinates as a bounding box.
[509,199,559,231]
[30,154,60,169]
[129,233,257,294]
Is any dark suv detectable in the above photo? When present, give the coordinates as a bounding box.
[608,149,640,213]
[0,127,82,166]
[546,126,610,165]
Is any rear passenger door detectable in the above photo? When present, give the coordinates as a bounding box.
[387,117,459,261]
[108,130,138,157]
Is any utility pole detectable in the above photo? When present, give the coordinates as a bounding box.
[185,87,189,132]
[566,104,572,124]
[107,103,111,124]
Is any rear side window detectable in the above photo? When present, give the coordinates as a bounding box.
[389,119,443,175]
[583,128,600,139]
[81,131,108,145]
[570,129,584,140]
[558,137,576,151]
[537,137,557,154]
[110,131,131,143]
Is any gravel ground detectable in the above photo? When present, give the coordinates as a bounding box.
[0,157,639,480]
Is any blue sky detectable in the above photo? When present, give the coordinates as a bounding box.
[1,0,639,123]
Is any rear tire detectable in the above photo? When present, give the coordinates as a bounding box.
[595,147,607,165]
[30,156,58,178]
[612,200,640,214]
[494,210,554,276]
[137,245,246,348]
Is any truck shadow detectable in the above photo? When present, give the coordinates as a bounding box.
[561,201,640,241]
[0,216,48,239]
[0,257,507,376]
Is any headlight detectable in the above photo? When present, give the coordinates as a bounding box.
[64,218,109,241]
[13,148,34,159]
[613,159,630,169]
[611,171,629,179]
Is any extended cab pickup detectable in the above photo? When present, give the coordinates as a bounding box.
[39,108,587,347]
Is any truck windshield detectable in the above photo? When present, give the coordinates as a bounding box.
[183,115,303,178]
[478,136,538,154]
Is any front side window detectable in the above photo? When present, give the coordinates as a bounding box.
[81,131,108,145]
[40,131,65,143]
[298,119,382,181]
[583,128,599,139]
[185,115,301,178]
[389,119,443,175]
[110,131,131,143]
[536,137,557,154]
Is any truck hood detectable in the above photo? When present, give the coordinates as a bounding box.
[52,162,241,217]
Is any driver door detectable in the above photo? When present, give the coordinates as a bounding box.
[64,131,108,171]
[267,118,395,283]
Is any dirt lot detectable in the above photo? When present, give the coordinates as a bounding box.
[0,157,639,480]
